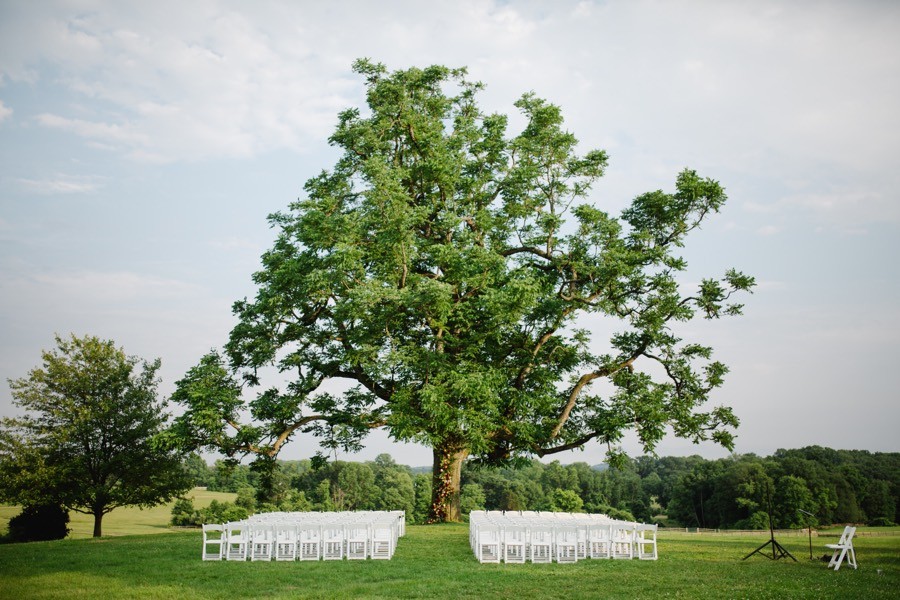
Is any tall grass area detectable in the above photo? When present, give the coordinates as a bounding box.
[0,524,897,599]
[0,488,236,539]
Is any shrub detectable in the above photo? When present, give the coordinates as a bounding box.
[280,490,312,512]
[8,504,70,542]
[606,507,636,522]
[170,497,202,527]
[235,486,256,512]
[200,499,249,524]
[549,489,584,513]
[868,517,897,527]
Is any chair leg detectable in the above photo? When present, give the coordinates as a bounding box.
[831,548,847,571]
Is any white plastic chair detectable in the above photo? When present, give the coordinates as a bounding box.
[826,526,857,571]
[390,510,406,537]
[202,523,225,561]
[634,523,658,560]
[503,526,527,564]
[610,522,634,559]
[529,525,553,563]
[322,524,345,560]
[297,523,322,561]
[475,523,502,563]
[345,523,369,560]
[224,521,249,561]
[588,523,612,559]
[370,520,396,559]
[554,526,579,563]
[250,523,275,561]
[274,522,298,561]
[576,524,589,560]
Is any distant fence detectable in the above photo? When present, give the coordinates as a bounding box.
[660,527,813,537]
[659,527,895,537]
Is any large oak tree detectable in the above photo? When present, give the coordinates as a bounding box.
[171,60,754,522]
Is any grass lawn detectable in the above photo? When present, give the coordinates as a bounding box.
[0,488,236,539]
[0,523,897,599]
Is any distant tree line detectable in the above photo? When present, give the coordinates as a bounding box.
[662,447,898,529]
[178,445,898,528]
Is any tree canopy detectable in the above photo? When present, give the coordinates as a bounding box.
[171,59,754,522]
[1,334,191,537]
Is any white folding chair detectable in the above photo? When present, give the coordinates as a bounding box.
[250,523,275,561]
[202,523,225,561]
[554,525,579,563]
[298,524,322,561]
[370,520,396,559]
[634,523,658,560]
[322,524,345,560]
[475,524,502,563]
[529,525,553,563]
[576,524,589,560]
[224,521,249,561]
[503,525,527,564]
[826,526,857,571]
[390,510,406,537]
[274,522,298,561]
[610,522,634,559]
[588,523,612,559]
[345,523,369,560]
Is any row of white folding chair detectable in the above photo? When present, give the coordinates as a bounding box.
[469,514,657,563]
[204,519,401,561]
[471,522,577,564]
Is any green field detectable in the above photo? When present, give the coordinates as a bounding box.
[0,517,897,598]
[0,488,236,539]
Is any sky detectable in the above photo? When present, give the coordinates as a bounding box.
[1,0,898,468]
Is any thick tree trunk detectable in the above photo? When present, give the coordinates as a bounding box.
[93,512,103,538]
[427,444,468,523]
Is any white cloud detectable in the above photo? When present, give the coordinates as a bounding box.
[36,113,146,145]
[786,189,887,216]
[756,225,780,236]
[24,270,202,304]
[3,0,898,181]
[0,100,11,122]
[17,174,104,194]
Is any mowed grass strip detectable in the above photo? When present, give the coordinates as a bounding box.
[0,524,897,599]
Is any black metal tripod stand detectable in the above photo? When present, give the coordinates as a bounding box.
[742,486,797,562]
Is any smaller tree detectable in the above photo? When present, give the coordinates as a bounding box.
[1,334,192,537]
